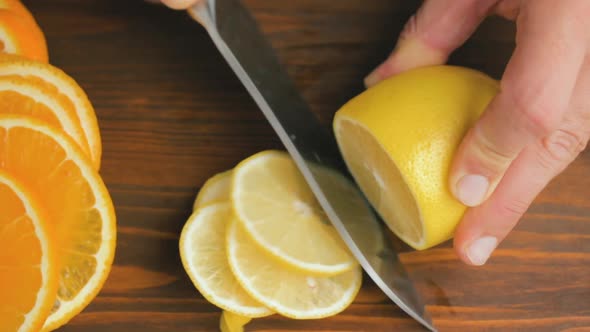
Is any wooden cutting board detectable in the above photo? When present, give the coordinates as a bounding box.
[27,0,590,331]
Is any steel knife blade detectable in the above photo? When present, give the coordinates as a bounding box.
[187,1,436,330]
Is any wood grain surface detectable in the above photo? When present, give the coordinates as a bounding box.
[25,0,590,331]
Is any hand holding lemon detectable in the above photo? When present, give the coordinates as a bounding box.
[366,0,590,266]
[160,0,590,267]
[334,65,499,251]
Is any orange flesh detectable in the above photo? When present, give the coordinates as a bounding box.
[0,77,93,170]
[0,90,61,125]
[0,181,43,330]
[0,126,100,302]
[0,10,47,62]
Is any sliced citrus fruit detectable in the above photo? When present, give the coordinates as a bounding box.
[180,202,272,318]
[306,163,386,257]
[220,311,251,332]
[226,217,362,319]
[0,8,47,62]
[333,65,499,249]
[0,0,35,20]
[0,170,58,332]
[0,115,116,331]
[193,170,232,210]
[0,75,91,159]
[231,150,356,276]
[0,53,101,169]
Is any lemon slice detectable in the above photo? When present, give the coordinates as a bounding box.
[226,217,362,319]
[231,150,356,275]
[219,311,252,332]
[179,202,273,318]
[333,65,499,249]
[193,170,232,210]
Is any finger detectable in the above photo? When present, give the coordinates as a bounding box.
[364,0,498,87]
[449,0,586,208]
[454,124,589,266]
[454,59,590,266]
[491,0,520,20]
[160,0,201,10]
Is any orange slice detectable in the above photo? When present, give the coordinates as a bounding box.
[0,7,48,62]
[0,75,91,160]
[0,53,102,169]
[0,115,116,331]
[0,0,35,20]
[0,170,58,332]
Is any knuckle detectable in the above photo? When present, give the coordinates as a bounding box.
[507,87,561,137]
[488,196,530,233]
[543,128,588,164]
[499,198,530,219]
[502,80,563,137]
[470,125,515,176]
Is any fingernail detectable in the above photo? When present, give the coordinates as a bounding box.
[456,174,489,207]
[466,236,497,266]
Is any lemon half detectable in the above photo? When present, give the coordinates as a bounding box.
[334,65,499,249]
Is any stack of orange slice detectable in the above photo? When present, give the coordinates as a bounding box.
[0,2,116,332]
[0,0,48,62]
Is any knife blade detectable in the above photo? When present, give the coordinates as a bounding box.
[187,1,436,330]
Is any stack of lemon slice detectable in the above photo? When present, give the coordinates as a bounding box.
[180,150,363,331]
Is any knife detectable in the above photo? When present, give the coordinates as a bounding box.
[187,1,436,330]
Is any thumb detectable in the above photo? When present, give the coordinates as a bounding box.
[364,0,497,87]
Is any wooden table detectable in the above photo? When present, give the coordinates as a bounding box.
[28,0,590,331]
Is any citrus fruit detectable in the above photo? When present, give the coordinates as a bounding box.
[230,150,356,276]
[220,311,252,332]
[179,202,272,318]
[226,217,362,319]
[0,115,116,331]
[193,170,231,210]
[333,65,499,250]
[0,75,91,159]
[0,170,58,332]
[0,0,35,20]
[0,7,48,62]
[0,53,102,169]
[305,162,386,258]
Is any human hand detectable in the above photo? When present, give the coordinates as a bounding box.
[365,0,590,266]
[158,0,201,10]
